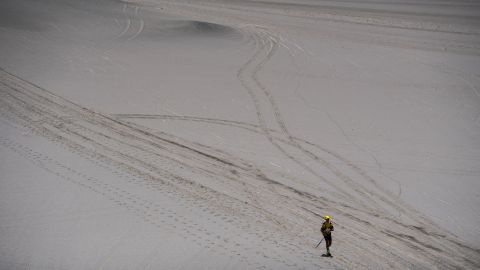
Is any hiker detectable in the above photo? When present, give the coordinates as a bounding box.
[321,215,334,256]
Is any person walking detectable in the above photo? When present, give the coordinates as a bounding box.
[321,215,334,257]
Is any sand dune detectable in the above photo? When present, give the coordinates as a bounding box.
[1,0,480,269]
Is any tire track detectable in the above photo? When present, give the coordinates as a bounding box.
[116,2,145,41]
[237,26,407,218]
[236,27,361,204]
[0,92,332,268]
[0,69,338,269]
[229,20,480,269]
[235,20,466,235]
[0,136,300,269]
[111,112,480,262]
[2,22,480,267]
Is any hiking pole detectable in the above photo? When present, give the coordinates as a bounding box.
[315,238,323,248]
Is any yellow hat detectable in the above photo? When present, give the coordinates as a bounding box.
[323,215,330,220]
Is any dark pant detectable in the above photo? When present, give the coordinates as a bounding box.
[324,234,332,252]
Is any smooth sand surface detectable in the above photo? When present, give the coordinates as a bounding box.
[1,0,480,269]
